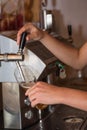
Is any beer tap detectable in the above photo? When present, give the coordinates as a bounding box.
[42,0,47,7]
[0,32,27,62]
[40,0,47,30]
[67,25,73,44]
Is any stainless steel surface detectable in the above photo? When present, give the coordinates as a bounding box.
[2,83,21,129]
[0,34,18,82]
[47,73,55,84]
[0,34,46,82]
[2,82,39,129]
[15,61,25,82]
[0,48,1,66]
[40,0,53,31]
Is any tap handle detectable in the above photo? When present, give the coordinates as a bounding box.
[19,32,27,51]
[67,25,72,36]
[42,0,47,6]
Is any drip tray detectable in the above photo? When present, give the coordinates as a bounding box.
[63,116,84,130]
[54,105,87,130]
[64,116,84,123]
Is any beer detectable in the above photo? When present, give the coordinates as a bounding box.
[20,82,34,90]
[36,104,47,110]
[20,82,47,110]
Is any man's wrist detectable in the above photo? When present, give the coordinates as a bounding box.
[39,30,47,42]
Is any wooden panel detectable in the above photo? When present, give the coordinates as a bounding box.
[0,0,41,31]
[24,0,40,22]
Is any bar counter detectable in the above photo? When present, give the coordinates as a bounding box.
[0,104,87,130]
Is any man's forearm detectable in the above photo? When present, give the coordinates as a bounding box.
[40,32,80,69]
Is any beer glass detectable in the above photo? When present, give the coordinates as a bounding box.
[14,63,47,109]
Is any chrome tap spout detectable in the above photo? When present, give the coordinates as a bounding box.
[0,53,24,61]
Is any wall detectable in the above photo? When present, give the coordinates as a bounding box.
[0,0,40,31]
[24,0,40,22]
[46,0,87,47]
[46,0,87,78]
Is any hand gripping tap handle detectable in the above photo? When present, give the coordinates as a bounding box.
[19,32,27,53]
